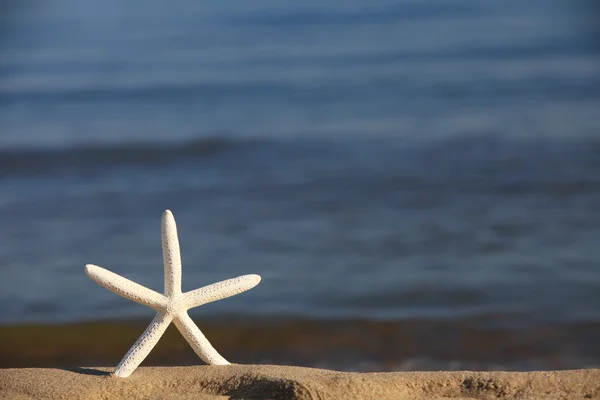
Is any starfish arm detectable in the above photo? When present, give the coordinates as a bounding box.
[161,210,182,297]
[182,274,261,310]
[85,264,166,311]
[114,312,173,378]
[174,312,230,365]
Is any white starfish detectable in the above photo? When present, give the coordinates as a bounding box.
[85,210,261,378]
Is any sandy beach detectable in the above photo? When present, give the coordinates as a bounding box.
[1,365,598,399]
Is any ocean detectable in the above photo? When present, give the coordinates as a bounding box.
[1,0,600,370]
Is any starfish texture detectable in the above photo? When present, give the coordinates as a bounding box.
[85,210,261,378]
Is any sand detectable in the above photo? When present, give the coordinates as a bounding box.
[0,365,598,399]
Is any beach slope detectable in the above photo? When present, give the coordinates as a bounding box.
[0,365,598,399]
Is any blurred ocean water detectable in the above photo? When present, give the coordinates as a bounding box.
[0,0,600,336]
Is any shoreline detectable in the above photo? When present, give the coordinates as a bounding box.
[2,317,600,371]
[1,365,599,399]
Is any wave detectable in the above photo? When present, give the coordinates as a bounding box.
[2,134,599,185]
[0,137,253,179]
[226,2,484,27]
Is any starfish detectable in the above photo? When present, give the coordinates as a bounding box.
[85,210,261,378]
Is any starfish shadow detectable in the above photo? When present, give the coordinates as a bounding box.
[61,367,111,376]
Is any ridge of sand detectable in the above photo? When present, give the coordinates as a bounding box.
[0,365,598,399]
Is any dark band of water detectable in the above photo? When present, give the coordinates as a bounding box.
[2,314,599,371]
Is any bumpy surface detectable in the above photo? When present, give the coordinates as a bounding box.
[2,366,600,400]
[85,210,261,378]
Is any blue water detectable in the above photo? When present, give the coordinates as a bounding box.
[1,0,600,327]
